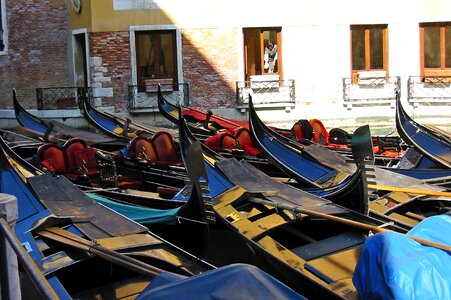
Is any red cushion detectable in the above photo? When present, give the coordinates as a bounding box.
[73,148,98,170]
[152,131,180,164]
[38,144,67,172]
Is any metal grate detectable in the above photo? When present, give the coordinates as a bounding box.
[36,87,89,110]
[342,76,400,108]
[235,79,295,109]
[128,82,190,111]
[408,76,451,104]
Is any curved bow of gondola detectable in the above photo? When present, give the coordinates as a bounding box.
[158,85,222,138]
[395,89,451,168]
[178,105,235,198]
[248,97,372,213]
[81,96,132,142]
[157,84,180,126]
[248,96,355,188]
[13,89,56,137]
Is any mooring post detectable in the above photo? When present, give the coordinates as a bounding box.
[0,193,21,300]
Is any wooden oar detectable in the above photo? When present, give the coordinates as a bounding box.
[37,227,163,277]
[249,198,451,252]
[14,126,63,144]
[368,184,451,198]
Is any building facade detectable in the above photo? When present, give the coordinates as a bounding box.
[0,0,450,131]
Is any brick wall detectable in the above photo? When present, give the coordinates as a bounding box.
[90,32,131,111]
[0,0,69,109]
[182,28,239,109]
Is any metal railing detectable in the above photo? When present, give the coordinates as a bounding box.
[408,76,451,104]
[235,79,295,109]
[36,87,89,110]
[128,83,190,111]
[343,76,401,108]
[0,194,58,299]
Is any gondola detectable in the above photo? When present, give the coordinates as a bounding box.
[81,94,178,142]
[12,89,123,150]
[157,85,249,138]
[5,133,190,199]
[175,108,418,299]
[158,86,406,169]
[395,89,451,168]
[248,97,451,228]
[0,132,310,299]
[249,95,451,183]
[0,129,217,299]
[12,95,192,191]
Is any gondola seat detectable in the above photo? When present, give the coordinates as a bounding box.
[37,143,67,173]
[328,128,351,145]
[152,131,182,165]
[309,119,330,145]
[233,127,260,156]
[204,132,240,152]
[128,136,159,162]
[63,138,99,176]
[291,119,314,142]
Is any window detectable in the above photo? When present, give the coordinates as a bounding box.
[420,22,451,76]
[0,0,6,52]
[135,30,177,92]
[350,25,388,78]
[243,28,282,81]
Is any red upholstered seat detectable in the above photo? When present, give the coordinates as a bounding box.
[291,120,314,142]
[37,143,67,173]
[62,138,99,176]
[309,119,330,145]
[232,127,260,156]
[233,127,253,148]
[129,136,158,162]
[204,132,239,152]
[151,131,181,165]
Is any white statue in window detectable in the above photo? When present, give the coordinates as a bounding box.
[264,41,278,73]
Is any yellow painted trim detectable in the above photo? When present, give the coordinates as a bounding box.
[368,184,451,197]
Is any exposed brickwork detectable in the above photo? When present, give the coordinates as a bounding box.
[182,28,239,109]
[90,32,131,112]
[0,0,69,109]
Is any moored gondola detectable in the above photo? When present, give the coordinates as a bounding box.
[395,89,451,168]
[13,89,123,149]
[247,96,451,228]
[0,129,216,299]
[175,107,420,299]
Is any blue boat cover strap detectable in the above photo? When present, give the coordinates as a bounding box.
[137,263,307,300]
[353,215,451,300]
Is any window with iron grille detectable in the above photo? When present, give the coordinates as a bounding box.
[135,30,178,92]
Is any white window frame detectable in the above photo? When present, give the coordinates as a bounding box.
[0,0,7,55]
[129,25,182,87]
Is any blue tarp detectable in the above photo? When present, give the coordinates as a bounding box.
[137,263,306,300]
[353,215,451,300]
[87,193,180,225]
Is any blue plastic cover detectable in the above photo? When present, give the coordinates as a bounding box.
[87,193,180,225]
[137,263,306,300]
[353,215,451,300]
